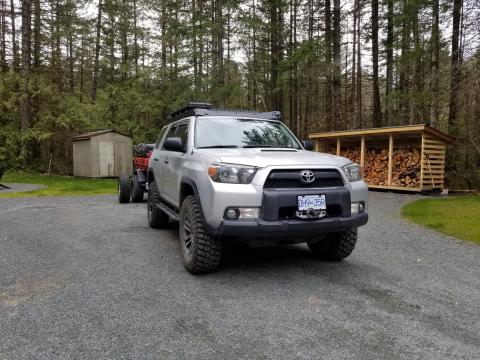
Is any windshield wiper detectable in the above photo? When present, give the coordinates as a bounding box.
[197,145,239,149]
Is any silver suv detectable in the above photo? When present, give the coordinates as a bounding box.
[147,103,368,273]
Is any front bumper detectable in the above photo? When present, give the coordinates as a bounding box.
[210,212,368,238]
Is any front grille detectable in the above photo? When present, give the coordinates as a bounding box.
[264,169,344,189]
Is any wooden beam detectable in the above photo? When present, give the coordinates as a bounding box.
[387,134,393,186]
[310,125,426,139]
[360,136,365,167]
[336,138,341,156]
[368,184,422,192]
[420,133,425,191]
[309,124,454,144]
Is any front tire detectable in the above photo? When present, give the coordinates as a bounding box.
[179,195,222,274]
[147,181,169,228]
[130,174,144,203]
[118,173,131,203]
[308,228,358,260]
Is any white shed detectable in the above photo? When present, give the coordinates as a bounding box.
[72,130,133,177]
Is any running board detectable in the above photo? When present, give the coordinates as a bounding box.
[155,202,179,222]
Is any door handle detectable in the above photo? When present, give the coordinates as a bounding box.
[153,157,158,162]
[164,160,169,164]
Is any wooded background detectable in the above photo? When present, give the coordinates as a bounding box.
[0,0,479,188]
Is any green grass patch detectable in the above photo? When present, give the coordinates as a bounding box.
[402,196,480,244]
[0,172,117,198]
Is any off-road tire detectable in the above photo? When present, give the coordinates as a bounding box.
[130,174,144,203]
[179,195,222,274]
[308,228,358,261]
[118,173,131,204]
[147,181,169,228]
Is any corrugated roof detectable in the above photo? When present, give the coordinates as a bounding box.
[72,130,129,141]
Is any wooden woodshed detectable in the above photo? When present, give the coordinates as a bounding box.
[72,130,133,178]
[309,125,455,192]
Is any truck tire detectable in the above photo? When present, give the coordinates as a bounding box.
[130,174,144,203]
[118,173,131,203]
[179,195,222,274]
[308,228,358,261]
[147,181,169,228]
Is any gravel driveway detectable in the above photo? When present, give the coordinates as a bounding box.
[0,192,479,359]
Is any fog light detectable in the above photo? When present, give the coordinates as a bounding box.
[238,208,260,219]
[359,202,365,213]
[225,208,239,220]
[351,202,365,214]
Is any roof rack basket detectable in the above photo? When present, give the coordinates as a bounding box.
[169,102,281,122]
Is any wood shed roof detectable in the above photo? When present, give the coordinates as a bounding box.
[309,124,455,144]
[72,130,129,141]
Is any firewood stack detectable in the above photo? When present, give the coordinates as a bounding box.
[340,147,421,188]
[391,148,421,188]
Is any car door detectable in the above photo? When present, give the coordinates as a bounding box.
[151,125,169,185]
[161,120,189,206]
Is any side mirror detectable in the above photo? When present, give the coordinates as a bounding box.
[302,140,314,151]
[163,137,184,152]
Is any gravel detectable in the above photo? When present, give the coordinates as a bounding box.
[0,192,479,359]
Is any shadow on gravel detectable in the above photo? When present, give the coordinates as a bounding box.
[219,243,360,275]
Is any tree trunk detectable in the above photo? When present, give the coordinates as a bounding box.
[10,0,18,71]
[21,0,32,168]
[448,0,462,134]
[270,0,280,111]
[91,0,102,103]
[385,0,394,125]
[356,2,362,127]
[133,0,138,76]
[399,0,411,124]
[332,0,341,129]
[33,0,40,68]
[324,0,332,129]
[351,0,357,128]
[371,0,381,127]
[215,0,224,92]
[429,0,439,128]
[1,0,6,71]
[412,8,422,124]
[80,35,84,103]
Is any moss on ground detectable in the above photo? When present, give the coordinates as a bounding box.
[0,172,117,198]
[402,196,480,245]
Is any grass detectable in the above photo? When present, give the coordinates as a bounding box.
[0,172,117,198]
[402,196,480,244]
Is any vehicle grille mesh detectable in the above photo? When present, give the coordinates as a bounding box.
[263,169,344,189]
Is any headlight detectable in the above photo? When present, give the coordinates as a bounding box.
[208,163,258,184]
[343,163,362,182]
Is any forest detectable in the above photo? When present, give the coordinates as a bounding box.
[0,0,479,188]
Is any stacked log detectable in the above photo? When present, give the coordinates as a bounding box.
[363,149,389,185]
[340,147,420,188]
[391,148,421,188]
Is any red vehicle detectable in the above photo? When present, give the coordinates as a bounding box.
[118,144,155,203]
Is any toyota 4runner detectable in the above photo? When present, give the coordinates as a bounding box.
[147,103,368,273]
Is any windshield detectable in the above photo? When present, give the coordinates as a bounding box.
[195,117,302,149]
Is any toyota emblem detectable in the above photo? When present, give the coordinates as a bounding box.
[300,170,315,184]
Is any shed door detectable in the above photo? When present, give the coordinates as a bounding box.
[98,141,114,177]
[114,142,127,176]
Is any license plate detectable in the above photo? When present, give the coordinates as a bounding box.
[297,194,327,211]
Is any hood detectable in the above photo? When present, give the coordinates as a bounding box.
[197,148,351,168]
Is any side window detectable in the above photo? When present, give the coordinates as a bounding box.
[155,126,168,149]
[175,122,189,150]
[161,125,177,150]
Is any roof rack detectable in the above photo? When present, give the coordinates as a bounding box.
[169,102,281,122]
